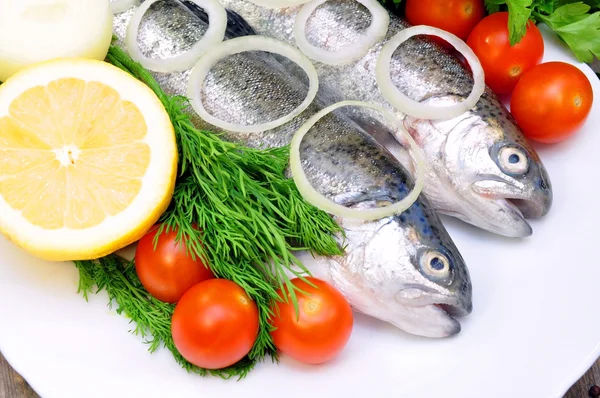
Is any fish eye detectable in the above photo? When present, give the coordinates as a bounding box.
[419,250,452,282]
[498,146,529,175]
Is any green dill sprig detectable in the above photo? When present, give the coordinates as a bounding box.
[74,43,343,379]
[74,257,256,379]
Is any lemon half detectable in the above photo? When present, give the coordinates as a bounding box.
[0,58,178,261]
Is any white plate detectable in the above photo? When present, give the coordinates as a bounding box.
[1,26,599,398]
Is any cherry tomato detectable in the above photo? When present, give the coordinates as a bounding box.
[405,0,485,41]
[135,224,214,303]
[467,12,544,95]
[270,277,353,365]
[510,61,593,144]
[171,279,260,369]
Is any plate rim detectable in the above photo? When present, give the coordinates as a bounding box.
[1,24,599,398]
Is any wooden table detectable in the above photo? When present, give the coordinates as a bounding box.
[0,350,599,397]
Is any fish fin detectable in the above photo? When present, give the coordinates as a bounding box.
[223,9,257,37]
[181,1,256,37]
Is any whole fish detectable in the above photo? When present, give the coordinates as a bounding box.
[112,0,472,337]
[217,0,553,238]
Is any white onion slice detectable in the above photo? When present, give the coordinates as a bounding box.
[187,35,319,133]
[125,0,226,73]
[290,100,426,221]
[294,0,389,65]
[375,25,485,120]
[110,0,137,14]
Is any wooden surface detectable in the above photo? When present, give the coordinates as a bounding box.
[0,350,598,397]
[0,353,38,398]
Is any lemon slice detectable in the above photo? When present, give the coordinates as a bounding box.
[0,58,178,261]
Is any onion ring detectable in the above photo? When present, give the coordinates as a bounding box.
[376,25,485,120]
[125,0,226,73]
[188,35,319,133]
[110,0,137,13]
[290,100,426,221]
[294,0,389,65]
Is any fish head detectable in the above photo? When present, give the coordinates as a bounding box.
[330,197,472,338]
[404,92,552,238]
[295,110,472,338]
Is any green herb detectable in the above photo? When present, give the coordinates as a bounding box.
[384,0,402,7]
[75,43,343,379]
[485,0,600,63]
[507,0,534,42]
[75,257,256,378]
[485,0,504,13]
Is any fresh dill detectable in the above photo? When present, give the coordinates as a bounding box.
[74,257,257,378]
[74,43,343,379]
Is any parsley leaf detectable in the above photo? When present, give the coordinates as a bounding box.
[537,4,600,62]
[583,0,600,9]
[533,0,555,14]
[537,2,591,25]
[485,1,600,63]
[506,0,534,44]
[484,0,507,13]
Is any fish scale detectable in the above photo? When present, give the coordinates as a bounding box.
[111,0,473,338]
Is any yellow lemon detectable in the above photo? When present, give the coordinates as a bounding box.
[0,58,178,261]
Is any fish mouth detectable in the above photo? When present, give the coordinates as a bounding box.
[491,198,533,238]
[434,302,470,318]
[418,301,472,338]
[449,193,533,238]
[470,169,552,225]
[507,197,549,219]
[392,290,471,338]
[401,303,463,338]
[494,195,551,236]
[469,180,551,237]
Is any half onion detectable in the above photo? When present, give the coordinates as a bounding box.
[0,0,113,82]
[188,35,319,133]
[294,0,389,65]
[376,25,485,120]
[290,100,426,221]
[110,0,137,14]
[125,0,226,73]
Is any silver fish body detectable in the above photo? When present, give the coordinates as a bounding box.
[112,0,472,337]
[217,0,553,238]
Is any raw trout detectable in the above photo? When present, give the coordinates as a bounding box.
[112,0,472,337]
[218,0,554,238]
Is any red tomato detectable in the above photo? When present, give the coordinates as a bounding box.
[270,277,353,365]
[467,12,544,95]
[405,0,485,41]
[171,279,260,369]
[510,61,593,144]
[135,224,214,303]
